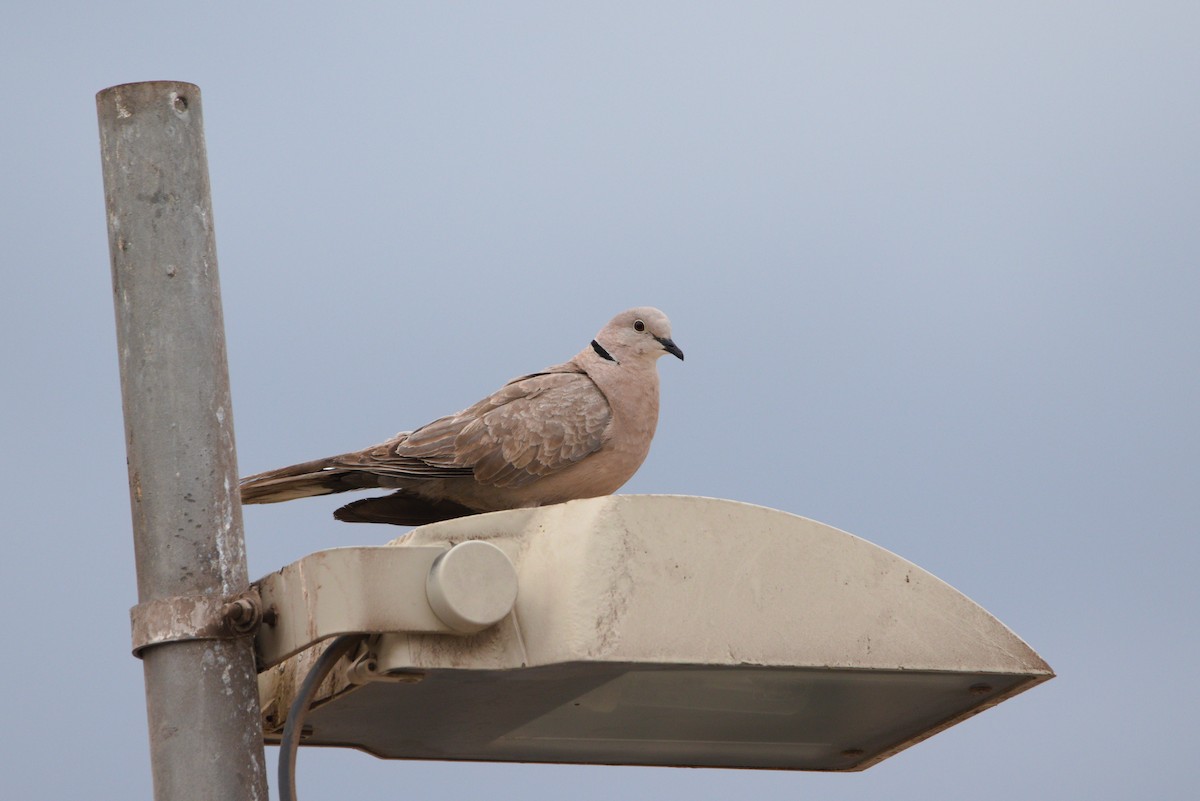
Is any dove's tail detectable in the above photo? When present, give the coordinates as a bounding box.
[239,456,380,504]
[240,455,481,526]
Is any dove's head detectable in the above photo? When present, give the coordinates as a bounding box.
[593,307,684,364]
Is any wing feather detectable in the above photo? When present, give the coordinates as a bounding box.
[260,369,611,490]
[431,370,611,487]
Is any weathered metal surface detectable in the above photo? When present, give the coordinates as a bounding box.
[99,81,267,801]
[130,590,261,656]
[379,495,1053,675]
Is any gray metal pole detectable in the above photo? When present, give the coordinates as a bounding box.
[97,81,268,801]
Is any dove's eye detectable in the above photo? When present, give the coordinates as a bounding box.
[633,320,645,332]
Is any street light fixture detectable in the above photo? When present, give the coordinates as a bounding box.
[256,494,1052,771]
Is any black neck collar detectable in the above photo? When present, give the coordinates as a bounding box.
[591,339,618,362]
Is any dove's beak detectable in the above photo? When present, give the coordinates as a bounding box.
[657,336,684,361]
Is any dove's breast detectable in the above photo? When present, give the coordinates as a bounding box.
[531,362,662,502]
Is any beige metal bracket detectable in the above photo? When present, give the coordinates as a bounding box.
[252,541,518,669]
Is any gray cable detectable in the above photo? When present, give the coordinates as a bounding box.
[278,635,364,801]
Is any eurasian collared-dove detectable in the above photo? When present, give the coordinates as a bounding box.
[239,307,683,525]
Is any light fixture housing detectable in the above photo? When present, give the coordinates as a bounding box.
[256,495,1052,771]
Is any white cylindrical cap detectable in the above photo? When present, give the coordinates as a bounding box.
[426,540,518,633]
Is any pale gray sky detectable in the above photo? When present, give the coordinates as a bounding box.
[2,2,1197,799]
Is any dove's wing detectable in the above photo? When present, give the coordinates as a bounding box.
[238,369,612,504]
[365,369,612,488]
